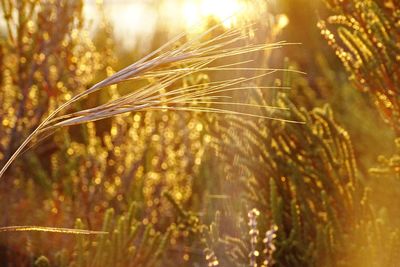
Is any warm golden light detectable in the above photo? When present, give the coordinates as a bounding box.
[277,14,289,29]
[82,0,263,49]
[182,0,244,30]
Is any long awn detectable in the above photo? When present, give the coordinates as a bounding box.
[0,24,303,233]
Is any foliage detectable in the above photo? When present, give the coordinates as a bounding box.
[69,203,172,267]
[0,0,207,263]
[0,0,400,267]
[319,0,400,134]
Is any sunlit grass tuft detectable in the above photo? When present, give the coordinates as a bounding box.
[0,24,303,183]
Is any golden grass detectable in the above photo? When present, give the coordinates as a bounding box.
[0,25,304,235]
[0,226,107,235]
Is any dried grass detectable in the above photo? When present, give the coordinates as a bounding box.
[0,25,303,233]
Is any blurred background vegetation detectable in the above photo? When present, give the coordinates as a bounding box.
[0,0,399,266]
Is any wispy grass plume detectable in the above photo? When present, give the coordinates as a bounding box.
[0,24,302,180]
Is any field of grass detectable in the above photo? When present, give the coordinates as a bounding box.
[0,0,399,266]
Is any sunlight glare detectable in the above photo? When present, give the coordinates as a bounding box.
[182,0,244,30]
